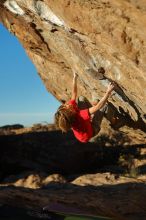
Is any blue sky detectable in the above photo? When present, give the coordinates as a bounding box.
[0,24,60,126]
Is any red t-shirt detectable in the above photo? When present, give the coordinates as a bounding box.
[68,100,93,143]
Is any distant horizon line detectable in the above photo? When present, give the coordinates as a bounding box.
[0,121,55,126]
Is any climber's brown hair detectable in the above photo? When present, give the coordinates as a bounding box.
[54,104,76,132]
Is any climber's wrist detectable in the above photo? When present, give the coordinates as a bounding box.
[106,91,112,96]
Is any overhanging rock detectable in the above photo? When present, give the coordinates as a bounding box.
[0,0,146,139]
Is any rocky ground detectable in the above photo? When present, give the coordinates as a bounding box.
[0,123,146,220]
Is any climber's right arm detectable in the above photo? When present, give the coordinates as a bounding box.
[89,82,115,114]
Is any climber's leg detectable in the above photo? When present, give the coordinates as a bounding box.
[92,105,107,133]
[88,110,104,142]
[89,100,107,142]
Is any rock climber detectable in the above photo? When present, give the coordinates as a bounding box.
[54,70,116,143]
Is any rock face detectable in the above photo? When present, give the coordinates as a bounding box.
[0,0,146,138]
